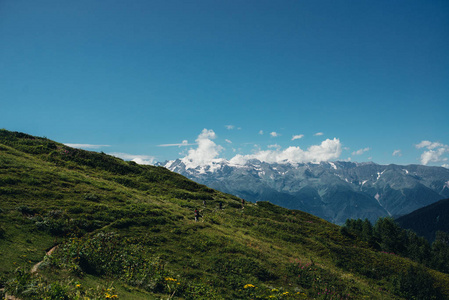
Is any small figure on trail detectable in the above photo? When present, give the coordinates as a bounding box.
[218,201,223,210]
[194,208,200,222]
[203,199,206,207]
[241,199,245,209]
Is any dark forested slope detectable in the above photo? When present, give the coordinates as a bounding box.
[396,198,449,242]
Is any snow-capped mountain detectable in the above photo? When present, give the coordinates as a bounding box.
[159,159,449,224]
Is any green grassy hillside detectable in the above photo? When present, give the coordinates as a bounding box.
[1,129,448,299]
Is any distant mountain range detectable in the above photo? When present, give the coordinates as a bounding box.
[159,159,449,224]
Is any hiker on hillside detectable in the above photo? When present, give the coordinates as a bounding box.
[194,208,200,222]
[203,199,206,207]
[218,201,222,210]
[241,199,245,209]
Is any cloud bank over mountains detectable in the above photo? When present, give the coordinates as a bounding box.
[179,129,342,168]
[230,138,342,165]
[169,130,449,169]
[65,130,449,169]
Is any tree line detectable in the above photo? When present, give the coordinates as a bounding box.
[341,217,449,274]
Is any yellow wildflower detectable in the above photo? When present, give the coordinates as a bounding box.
[243,284,255,289]
[165,277,177,282]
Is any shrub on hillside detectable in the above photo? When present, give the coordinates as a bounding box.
[50,232,171,293]
[4,267,119,300]
[393,265,443,299]
[16,205,37,215]
[286,259,353,299]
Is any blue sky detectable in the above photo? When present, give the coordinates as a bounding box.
[1,0,448,167]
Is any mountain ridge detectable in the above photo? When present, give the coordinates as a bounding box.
[159,159,449,224]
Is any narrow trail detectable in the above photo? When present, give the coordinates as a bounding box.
[1,290,20,300]
[1,245,58,300]
[30,245,58,274]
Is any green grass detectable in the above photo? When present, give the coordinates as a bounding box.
[1,129,449,299]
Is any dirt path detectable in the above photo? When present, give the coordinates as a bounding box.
[0,289,20,300]
[1,245,59,300]
[30,245,58,274]
[0,245,58,300]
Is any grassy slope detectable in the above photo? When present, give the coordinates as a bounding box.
[1,129,449,299]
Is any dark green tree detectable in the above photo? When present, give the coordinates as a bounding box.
[361,218,375,244]
[406,230,431,264]
[374,217,407,255]
[435,231,449,244]
[430,232,449,273]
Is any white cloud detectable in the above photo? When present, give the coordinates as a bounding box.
[352,147,370,156]
[229,138,342,165]
[270,132,280,137]
[415,140,449,165]
[225,125,235,130]
[225,139,232,144]
[131,157,155,165]
[158,140,193,147]
[259,130,264,135]
[64,143,110,149]
[415,141,444,150]
[291,134,304,141]
[314,132,324,136]
[109,152,155,165]
[181,129,225,168]
[420,148,448,165]
[442,164,449,169]
[392,149,402,157]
